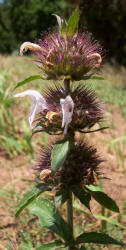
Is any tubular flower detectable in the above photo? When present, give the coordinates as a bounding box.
[20,13,102,81]
[14,90,48,128]
[34,141,103,190]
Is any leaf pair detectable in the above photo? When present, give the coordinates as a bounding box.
[74,184,119,213]
[36,232,123,249]
[54,8,79,38]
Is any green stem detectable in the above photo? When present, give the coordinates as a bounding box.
[67,190,74,249]
[64,78,70,95]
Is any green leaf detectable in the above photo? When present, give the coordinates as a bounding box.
[14,75,42,89]
[73,188,91,210]
[92,76,105,80]
[67,8,79,37]
[55,189,69,208]
[61,21,67,37]
[28,198,73,243]
[94,214,126,229]
[51,139,70,174]
[89,191,120,213]
[28,198,57,228]
[86,184,102,192]
[15,184,50,217]
[2,136,22,151]
[111,136,126,144]
[36,240,63,250]
[76,232,123,246]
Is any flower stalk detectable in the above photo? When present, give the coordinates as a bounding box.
[67,192,73,233]
[14,8,122,250]
[64,78,71,95]
[67,190,74,248]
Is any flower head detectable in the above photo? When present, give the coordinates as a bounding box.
[20,10,102,81]
[34,84,104,134]
[34,141,103,190]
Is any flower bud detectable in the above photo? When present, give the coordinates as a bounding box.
[34,141,103,190]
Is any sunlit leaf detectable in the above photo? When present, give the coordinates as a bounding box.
[92,76,105,80]
[76,232,123,246]
[28,198,73,243]
[67,8,79,37]
[14,75,43,89]
[61,21,67,37]
[15,184,50,217]
[86,184,102,192]
[51,138,70,174]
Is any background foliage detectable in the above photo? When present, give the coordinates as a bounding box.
[0,0,126,65]
[0,0,72,53]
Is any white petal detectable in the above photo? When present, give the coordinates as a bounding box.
[20,42,46,56]
[14,90,48,128]
[60,95,74,134]
[52,14,64,31]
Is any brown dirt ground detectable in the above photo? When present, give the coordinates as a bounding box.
[0,107,126,250]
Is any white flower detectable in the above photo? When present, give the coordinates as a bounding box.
[60,95,74,134]
[14,90,47,128]
[20,42,46,56]
[14,90,74,134]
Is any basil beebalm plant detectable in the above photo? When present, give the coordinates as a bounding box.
[14,9,123,249]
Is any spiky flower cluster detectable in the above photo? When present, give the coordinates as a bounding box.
[35,141,102,190]
[20,11,102,81]
[35,31,102,81]
[34,84,104,134]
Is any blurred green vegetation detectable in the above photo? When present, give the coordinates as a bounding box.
[0,0,73,53]
[0,0,126,65]
[78,0,126,65]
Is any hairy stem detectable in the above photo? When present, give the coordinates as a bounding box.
[67,190,74,249]
[64,78,70,95]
